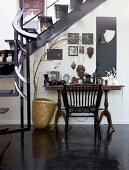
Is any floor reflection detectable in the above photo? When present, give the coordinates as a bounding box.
[45,126,120,170]
[32,128,57,158]
[1,125,128,170]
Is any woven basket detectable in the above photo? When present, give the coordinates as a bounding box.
[32,98,56,129]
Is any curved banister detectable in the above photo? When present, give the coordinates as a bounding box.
[18,44,26,54]
[15,66,27,84]
[14,82,27,100]
[12,9,37,39]
[18,50,25,64]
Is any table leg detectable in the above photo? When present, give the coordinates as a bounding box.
[51,89,65,131]
[99,90,115,131]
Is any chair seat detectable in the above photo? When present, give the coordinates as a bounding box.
[69,106,96,114]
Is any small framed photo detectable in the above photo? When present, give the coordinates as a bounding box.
[82,33,93,44]
[79,46,84,54]
[68,46,78,56]
[68,33,79,44]
[46,71,60,81]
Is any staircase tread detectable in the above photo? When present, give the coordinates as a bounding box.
[55,4,68,7]
[5,40,14,43]
[38,16,52,19]
[0,75,15,78]
[0,62,14,65]
[0,90,14,93]
[23,28,38,34]
[38,16,53,23]
[0,50,14,54]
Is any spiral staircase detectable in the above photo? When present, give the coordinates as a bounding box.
[0,0,106,135]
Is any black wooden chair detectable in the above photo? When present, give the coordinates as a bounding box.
[62,84,103,138]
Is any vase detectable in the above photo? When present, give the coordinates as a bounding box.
[33,128,56,157]
[87,47,94,58]
[44,74,49,86]
[32,98,56,129]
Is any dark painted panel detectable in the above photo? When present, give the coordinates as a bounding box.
[47,49,63,60]
[96,17,116,76]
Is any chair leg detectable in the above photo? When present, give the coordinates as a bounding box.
[95,110,100,127]
[94,113,100,133]
[94,116,97,132]
[94,111,102,142]
[65,113,69,138]
[94,115,102,145]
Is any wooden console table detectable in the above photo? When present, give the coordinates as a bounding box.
[45,84,124,131]
[100,85,124,131]
[45,85,65,131]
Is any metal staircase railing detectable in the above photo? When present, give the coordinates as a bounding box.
[9,0,86,135]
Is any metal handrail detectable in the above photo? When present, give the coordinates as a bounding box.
[23,11,43,26]
[23,0,60,26]
[12,9,37,39]
[47,0,60,9]
[14,82,27,100]
[15,66,27,84]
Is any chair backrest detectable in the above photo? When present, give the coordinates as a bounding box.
[62,84,103,109]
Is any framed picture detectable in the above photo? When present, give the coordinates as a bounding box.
[46,71,60,81]
[47,49,62,60]
[82,33,93,44]
[68,46,78,56]
[79,46,84,54]
[68,33,79,44]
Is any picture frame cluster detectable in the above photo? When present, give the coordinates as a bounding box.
[68,33,93,56]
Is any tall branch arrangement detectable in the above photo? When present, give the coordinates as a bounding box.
[32,33,82,99]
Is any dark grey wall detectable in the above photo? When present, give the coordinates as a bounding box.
[96,17,117,76]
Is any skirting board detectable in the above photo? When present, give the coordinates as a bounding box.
[0,120,129,125]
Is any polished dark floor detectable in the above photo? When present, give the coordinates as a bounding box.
[0,124,129,170]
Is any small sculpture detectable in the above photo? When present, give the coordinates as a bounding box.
[76,65,85,79]
[112,67,117,79]
[71,76,77,84]
[44,74,49,86]
[83,73,91,84]
[87,47,94,58]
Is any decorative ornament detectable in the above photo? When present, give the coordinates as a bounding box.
[63,74,70,84]
[76,65,85,79]
[105,67,118,85]
[71,76,77,84]
[87,47,94,58]
[71,61,76,70]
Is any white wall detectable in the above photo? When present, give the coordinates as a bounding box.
[1,0,129,126]
[0,0,21,124]
[31,0,129,125]
[0,0,19,50]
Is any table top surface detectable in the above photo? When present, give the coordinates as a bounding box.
[45,84,125,91]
